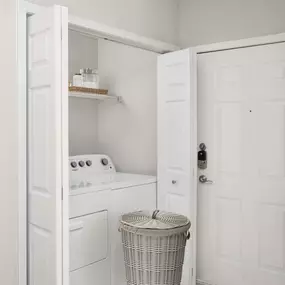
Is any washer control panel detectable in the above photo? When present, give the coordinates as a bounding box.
[69,154,116,173]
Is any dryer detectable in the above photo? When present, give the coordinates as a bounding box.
[69,154,157,285]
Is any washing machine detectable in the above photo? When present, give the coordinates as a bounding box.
[69,154,157,285]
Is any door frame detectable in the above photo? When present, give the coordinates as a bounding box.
[189,33,285,285]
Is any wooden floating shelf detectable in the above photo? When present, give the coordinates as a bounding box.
[68,87,122,103]
[69,86,108,95]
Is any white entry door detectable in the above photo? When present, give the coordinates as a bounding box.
[27,5,69,285]
[197,43,285,285]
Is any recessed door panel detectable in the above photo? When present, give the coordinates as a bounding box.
[215,103,243,173]
[257,103,285,177]
[259,205,285,270]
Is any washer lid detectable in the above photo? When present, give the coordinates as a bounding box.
[121,210,190,230]
[111,173,156,189]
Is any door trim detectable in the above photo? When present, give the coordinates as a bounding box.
[61,7,69,285]
[189,34,285,285]
[17,2,28,285]
[193,33,285,54]
[22,1,179,54]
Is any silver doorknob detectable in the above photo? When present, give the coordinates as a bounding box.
[199,175,214,184]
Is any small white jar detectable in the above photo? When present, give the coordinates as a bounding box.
[73,73,83,87]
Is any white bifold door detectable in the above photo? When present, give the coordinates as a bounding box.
[27,5,69,285]
[157,49,196,285]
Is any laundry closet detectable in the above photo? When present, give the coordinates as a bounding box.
[25,4,193,285]
[68,31,157,174]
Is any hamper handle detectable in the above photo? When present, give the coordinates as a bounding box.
[185,231,191,240]
[152,210,160,219]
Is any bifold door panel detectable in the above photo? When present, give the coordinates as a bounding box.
[157,49,194,285]
[27,5,69,285]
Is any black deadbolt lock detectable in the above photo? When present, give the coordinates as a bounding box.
[198,144,207,169]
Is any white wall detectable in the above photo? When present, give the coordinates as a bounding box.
[69,30,98,81]
[179,0,285,47]
[69,30,99,156]
[0,0,18,284]
[68,31,157,174]
[28,0,179,45]
[69,97,99,156]
[97,39,157,175]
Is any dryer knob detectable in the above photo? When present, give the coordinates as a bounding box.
[86,160,92,167]
[101,158,109,166]
[79,161,85,167]
[70,161,77,168]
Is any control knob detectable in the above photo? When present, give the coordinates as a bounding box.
[86,160,92,167]
[101,158,109,166]
[79,161,85,167]
[70,161,77,168]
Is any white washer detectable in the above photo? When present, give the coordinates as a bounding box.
[69,154,157,285]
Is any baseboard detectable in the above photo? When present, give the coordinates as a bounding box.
[196,279,213,285]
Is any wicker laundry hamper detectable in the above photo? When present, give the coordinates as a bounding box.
[120,210,191,285]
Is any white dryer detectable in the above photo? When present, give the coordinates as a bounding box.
[69,154,157,285]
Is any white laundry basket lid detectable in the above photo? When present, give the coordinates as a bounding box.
[120,210,191,236]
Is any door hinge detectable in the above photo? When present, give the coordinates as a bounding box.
[191,268,194,276]
[61,187,63,200]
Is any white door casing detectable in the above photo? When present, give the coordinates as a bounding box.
[197,43,285,285]
[157,49,197,285]
[28,5,69,285]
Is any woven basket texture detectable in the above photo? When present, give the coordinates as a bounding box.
[120,210,190,285]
